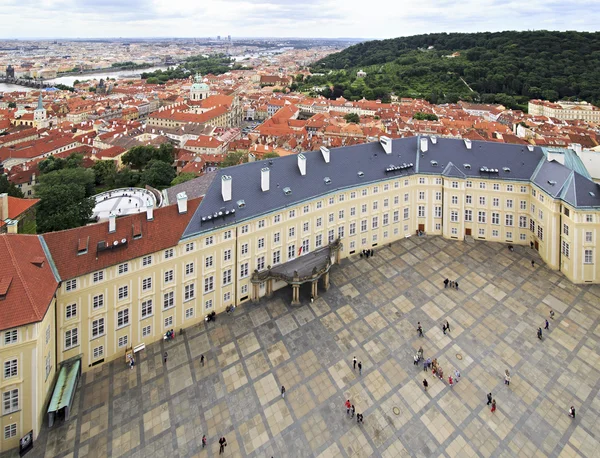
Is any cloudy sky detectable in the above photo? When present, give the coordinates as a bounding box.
[2,0,599,39]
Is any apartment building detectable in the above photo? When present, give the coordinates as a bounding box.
[2,136,600,452]
[528,100,600,122]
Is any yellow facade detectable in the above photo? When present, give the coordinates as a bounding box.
[0,300,56,453]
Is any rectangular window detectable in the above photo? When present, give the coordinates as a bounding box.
[479,196,486,206]
[394,196,400,205]
[434,207,442,218]
[164,316,173,328]
[289,210,296,218]
[164,270,173,283]
[419,177,425,184]
[585,231,593,243]
[317,201,323,209]
[45,325,51,345]
[118,335,128,348]
[93,346,104,359]
[93,271,104,283]
[373,185,379,193]
[241,225,249,234]
[478,211,486,223]
[478,228,485,236]
[3,389,19,414]
[203,276,213,293]
[383,213,389,226]
[537,226,544,241]
[163,291,174,309]
[372,201,378,211]
[4,359,17,379]
[350,206,356,216]
[506,231,513,240]
[451,227,458,235]
[258,238,265,249]
[452,181,458,188]
[328,229,335,243]
[451,196,458,205]
[258,219,265,228]
[315,234,323,248]
[241,243,248,255]
[585,214,592,222]
[66,303,77,320]
[164,248,174,259]
[339,210,345,219]
[289,227,295,237]
[185,242,195,252]
[4,424,17,440]
[520,233,527,241]
[302,238,310,253]
[492,198,499,207]
[186,283,196,300]
[224,230,232,240]
[383,199,389,208]
[372,216,379,229]
[273,232,280,244]
[563,224,569,236]
[418,206,425,217]
[256,256,265,271]
[303,205,310,214]
[479,182,486,189]
[65,279,77,291]
[404,193,409,202]
[492,230,499,237]
[329,197,334,205]
[521,186,527,193]
[492,212,500,225]
[451,211,458,222]
[186,262,195,276]
[361,204,367,214]
[117,309,129,327]
[316,217,322,228]
[185,308,194,319]
[118,285,128,300]
[361,219,368,232]
[141,299,153,317]
[350,191,357,199]
[205,300,213,310]
[584,249,593,264]
[272,250,281,265]
[118,263,129,275]
[403,208,409,220]
[328,213,334,223]
[507,185,513,192]
[303,222,309,233]
[338,226,345,238]
[419,191,425,200]
[288,244,296,260]
[466,195,472,204]
[493,183,500,191]
[506,199,513,209]
[143,325,152,337]
[65,328,78,349]
[205,256,213,269]
[530,219,535,232]
[274,215,281,224]
[465,209,472,222]
[466,181,472,188]
[205,236,214,246]
[142,255,152,266]
[393,210,399,223]
[505,214,513,226]
[142,277,152,291]
[93,294,104,309]
[92,318,105,337]
[240,262,249,278]
[520,200,527,210]
[562,240,570,258]
[519,216,528,228]
[539,210,543,220]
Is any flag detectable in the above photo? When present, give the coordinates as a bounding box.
[298,246,303,256]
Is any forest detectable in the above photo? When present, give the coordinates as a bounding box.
[141,55,248,84]
[297,31,600,110]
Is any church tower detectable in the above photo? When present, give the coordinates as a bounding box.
[34,93,48,128]
[189,73,210,101]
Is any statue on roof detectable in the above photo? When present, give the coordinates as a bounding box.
[194,72,203,83]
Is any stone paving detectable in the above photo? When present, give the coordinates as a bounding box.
[17,237,600,457]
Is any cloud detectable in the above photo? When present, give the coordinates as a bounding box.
[1,0,599,38]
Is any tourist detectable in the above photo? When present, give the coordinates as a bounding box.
[545,319,549,330]
[200,354,205,366]
[537,327,543,340]
[345,399,351,415]
[417,322,423,337]
[454,369,460,382]
[358,361,362,375]
[445,320,451,332]
[442,322,447,335]
[444,278,449,288]
[414,354,419,365]
[455,281,459,290]
[550,309,555,320]
[448,376,453,388]
[569,406,576,419]
[491,400,496,413]
[163,352,168,364]
[423,379,428,391]
[351,405,355,418]
[202,435,207,448]
[353,356,357,370]
[532,260,535,267]
[281,385,286,398]
[487,393,492,405]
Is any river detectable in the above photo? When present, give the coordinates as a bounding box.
[0,66,169,92]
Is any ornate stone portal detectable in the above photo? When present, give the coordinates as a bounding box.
[250,239,342,305]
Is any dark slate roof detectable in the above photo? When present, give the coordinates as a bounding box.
[182,137,599,239]
[531,160,573,198]
[417,137,544,180]
[566,172,600,208]
[165,170,217,205]
[183,137,419,237]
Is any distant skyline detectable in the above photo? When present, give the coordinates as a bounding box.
[2,0,600,39]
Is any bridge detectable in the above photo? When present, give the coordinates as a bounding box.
[0,77,54,89]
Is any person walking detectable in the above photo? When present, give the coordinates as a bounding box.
[455,281,459,290]
[545,319,549,330]
[281,385,286,398]
[442,323,447,335]
[487,393,492,405]
[550,310,555,320]
[345,399,351,415]
[569,406,576,418]
[446,320,451,332]
[491,400,497,413]
[538,327,543,340]
[448,376,453,388]
[417,322,423,337]
[357,413,363,423]
[423,378,428,391]
[444,278,449,288]
[219,437,225,454]
[454,369,460,383]
[353,356,357,370]
[414,354,419,365]
[202,435,207,448]
[200,354,205,366]
[163,352,168,364]
[423,359,428,372]
[531,260,535,267]
[351,405,356,418]
[358,361,362,375]
[505,374,511,386]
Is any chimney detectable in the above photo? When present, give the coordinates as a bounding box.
[0,193,8,221]
[108,212,116,233]
[320,146,330,163]
[177,191,188,213]
[431,136,438,144]
[379,136,392,154]
[464,139,472,150]
[146,201,154,221]
[6,219,18,234]
[420,137,428,153]
[297,153,306,176]
[569,143,582,155]
[261,167,270,192]
[221,175,232,202]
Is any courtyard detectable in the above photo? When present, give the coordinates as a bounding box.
[20,237,600,457]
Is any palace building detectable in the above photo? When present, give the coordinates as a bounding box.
[1,136,600,451]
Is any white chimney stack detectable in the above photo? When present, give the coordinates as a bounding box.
[261,167,270,192]
[177,191,188,214]
[379,136,392,154]
[297,153,306,176]
[420,137,428,153]
[108,212,116,233]
[320,146,330,163]
[221,175,232,201]
[431,136,438,144]
[146,201,154,221]
[464,139,472,150]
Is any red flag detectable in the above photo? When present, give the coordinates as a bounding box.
[298,246,303,256]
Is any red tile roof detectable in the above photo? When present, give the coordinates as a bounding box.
[7,196,39,219]
[43,198,201,280]
[0,235,58,330]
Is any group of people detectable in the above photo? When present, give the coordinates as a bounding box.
[443,278,459,290]
[344,399,364,423]
[126,353,136,370]
[164,329,176,341]
[360,249,375,258]
[352,356,363,374]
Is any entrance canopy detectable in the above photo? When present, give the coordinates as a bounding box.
[47,358,81,427]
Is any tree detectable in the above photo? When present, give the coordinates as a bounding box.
[35,168,95,233]
[170,173,197,186]
[263,152,280,159]
[344,113,360,123]
[413,112,439,121]
[122,144,174,170]
[0,174,24,198]
[221,151,248,168]
[92,160,117,186]
[140,160,176,188]
[114,168,141,188]
[38,153,84,174]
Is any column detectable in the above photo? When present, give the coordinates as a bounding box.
[335,246,341,264]
[311,280,318,299]
[251,283,259,302]
[323,272,330,291]
[267,279,273,297]
[291,284,300,305]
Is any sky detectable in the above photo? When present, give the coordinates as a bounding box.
[2,0,599,39]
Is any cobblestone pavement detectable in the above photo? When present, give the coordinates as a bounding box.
[21,237,600,457]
